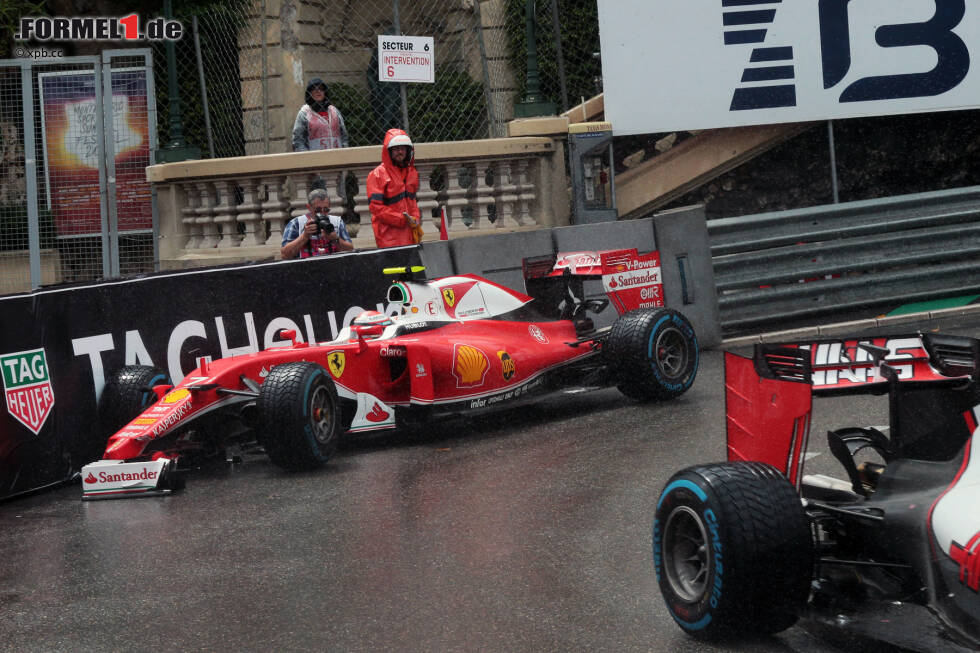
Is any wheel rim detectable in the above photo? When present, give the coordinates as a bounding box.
[653,326,688,378]
[663,505,710,602]
[309,385,335,445]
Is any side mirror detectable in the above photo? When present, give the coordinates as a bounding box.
[273,328,303,347]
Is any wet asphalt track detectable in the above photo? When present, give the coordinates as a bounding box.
[4,314,976,652]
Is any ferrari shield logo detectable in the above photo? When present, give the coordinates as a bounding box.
[1,348,55,435]
[442,288,456,307]
[327,351,346,379]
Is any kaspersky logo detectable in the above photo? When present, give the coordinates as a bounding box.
[1,348,55,435]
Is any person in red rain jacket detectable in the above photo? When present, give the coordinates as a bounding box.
[367,129,423,248]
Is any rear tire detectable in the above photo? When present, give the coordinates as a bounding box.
[98,365,170,440]
[257,362,340,471]
[653,462,813,638]
[605,308,698,400]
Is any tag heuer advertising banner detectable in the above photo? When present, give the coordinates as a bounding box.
[598,0,980,134]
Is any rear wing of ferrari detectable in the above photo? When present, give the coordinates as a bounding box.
[726,333,980,486]
[522,248,664,315]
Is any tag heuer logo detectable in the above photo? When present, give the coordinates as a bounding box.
[1,348,55,435]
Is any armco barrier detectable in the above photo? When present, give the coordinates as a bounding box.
[0,211,718,500]
[710,185,980,336]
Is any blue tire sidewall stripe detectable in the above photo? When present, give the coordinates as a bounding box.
[301,367,328,459]
[657,478,707,509]
[647,313,699,391]
[140,372,169,408]
[655,477,714,631]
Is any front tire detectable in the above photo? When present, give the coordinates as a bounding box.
[98,365,171,440]
[605,308,698,400]
[653,462,813,638]
[257,362,340,471]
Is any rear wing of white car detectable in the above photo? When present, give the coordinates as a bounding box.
[726,333,980,487]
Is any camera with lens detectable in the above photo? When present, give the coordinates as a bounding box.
[313,212,335,235]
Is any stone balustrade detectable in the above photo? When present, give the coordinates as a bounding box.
[148,120,571,269]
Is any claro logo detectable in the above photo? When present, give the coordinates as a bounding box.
[723,0,970,111]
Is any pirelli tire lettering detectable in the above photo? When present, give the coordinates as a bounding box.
[654,462,813,638]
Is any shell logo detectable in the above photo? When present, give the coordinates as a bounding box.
[133,418,156,425]
[163,388,190,404]
[453,344,489,388]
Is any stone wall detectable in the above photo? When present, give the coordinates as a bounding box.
[0,118,25,205]
[633,109,980,220]
[240,0,516,155]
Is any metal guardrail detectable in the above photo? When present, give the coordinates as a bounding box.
[708,185,980,335]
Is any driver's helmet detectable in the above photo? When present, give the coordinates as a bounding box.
[352,310,393,337]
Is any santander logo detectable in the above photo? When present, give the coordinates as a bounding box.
[366,403,390,422]
[84,473,97,484]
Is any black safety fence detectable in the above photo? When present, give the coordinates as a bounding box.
[0,246,420,500]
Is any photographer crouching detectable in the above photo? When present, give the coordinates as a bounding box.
[281,188,354,259]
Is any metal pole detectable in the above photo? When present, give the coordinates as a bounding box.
[192,16,216,158]
[164,0,185,147]
[393,0,410,133]
[473,0,499,137]
[261,0,270,153]
[514,0,555,117]
[158,0,199,161]
[550,0,569,113]
[99,56,119,277]
[20,63,41,289]
[828,120,839,203]
[143,49,161,269]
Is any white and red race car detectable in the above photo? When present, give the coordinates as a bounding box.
[654,333,980,651]
[83,248,698,499]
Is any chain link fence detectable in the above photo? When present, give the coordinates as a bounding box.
[504,0,602,114]
[0,1,605,296]
[151,0,604,159]
[0,52,157,295]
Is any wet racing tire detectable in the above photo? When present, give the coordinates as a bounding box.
[653,462,813,639]
[605,308,698,400]
[257,362,340,471]
[98,365,171,440]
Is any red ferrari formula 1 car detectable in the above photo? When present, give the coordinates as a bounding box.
[653,333,980,651]
[82,248,698,499]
